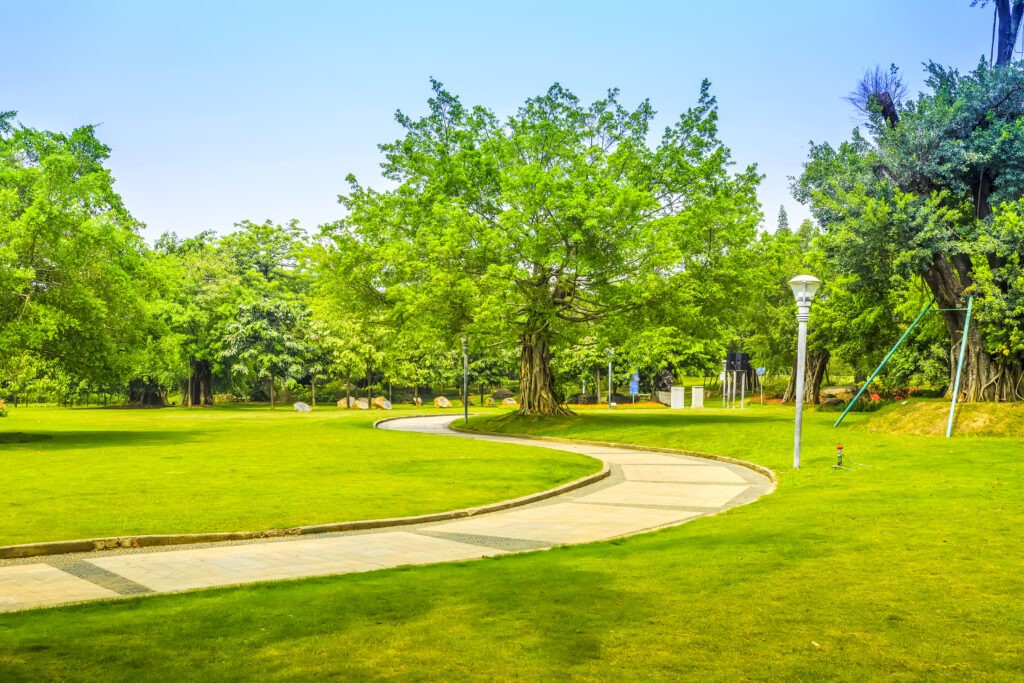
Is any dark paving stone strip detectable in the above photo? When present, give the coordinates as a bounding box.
[46,559,155,596]
[415,530,552,552]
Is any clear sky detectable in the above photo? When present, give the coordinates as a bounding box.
[3,1,998,241]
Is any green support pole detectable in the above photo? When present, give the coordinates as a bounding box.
[834,298,935,427]
[946,295,974,438]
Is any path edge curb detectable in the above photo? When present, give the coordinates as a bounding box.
[0,416,610,561]
[447,419,778,487]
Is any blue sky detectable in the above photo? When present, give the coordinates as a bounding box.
[4,1,997,241]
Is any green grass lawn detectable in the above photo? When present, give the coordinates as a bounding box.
[2,401,1023,680]
[0,404,598,546]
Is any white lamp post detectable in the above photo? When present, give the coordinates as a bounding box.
[788,275,821,468]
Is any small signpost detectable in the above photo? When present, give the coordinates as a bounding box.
[756,367,766,405]
[629,372,639,403]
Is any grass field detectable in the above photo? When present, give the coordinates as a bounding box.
[0,404,598,546]
[1,400,1023,680]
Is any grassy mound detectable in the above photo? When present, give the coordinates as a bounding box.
[863,399,1024,437]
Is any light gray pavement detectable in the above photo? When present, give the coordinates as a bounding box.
[0,415,773,613]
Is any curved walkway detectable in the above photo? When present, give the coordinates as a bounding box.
[0,415,773,613]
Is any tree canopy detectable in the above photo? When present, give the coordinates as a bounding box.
[323,80,761,414]
[795,60,1024,401]
[0,115,155,389]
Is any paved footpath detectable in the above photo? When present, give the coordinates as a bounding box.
[0,415,773,613]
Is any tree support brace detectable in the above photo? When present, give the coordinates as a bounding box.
[946,295,975,438]
[834,298,936,427]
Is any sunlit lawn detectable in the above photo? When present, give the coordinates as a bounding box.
[1,401,1022,680]
[0,404,598,546]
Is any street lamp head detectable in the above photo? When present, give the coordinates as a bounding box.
[788,275,821,309]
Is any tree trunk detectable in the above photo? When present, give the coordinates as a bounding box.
[519,324,572,415]
[128,378,166,407]
[186,358,214,406]
[782,350,830,404]
[951,320,1024,401]
[311,380,316,408]
[269,375,276,410]
[922,252,1024,401]
[995,0,1024,66]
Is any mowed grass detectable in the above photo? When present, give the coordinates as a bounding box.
[2,401,1024,680]
[0,405,599,546]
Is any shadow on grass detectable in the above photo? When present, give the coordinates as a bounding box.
[0,432,53,445]
[0,430,196,450]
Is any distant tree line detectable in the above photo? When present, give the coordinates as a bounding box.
[5,8,1024,412]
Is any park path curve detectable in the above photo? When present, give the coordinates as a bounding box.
[0,415,773,613]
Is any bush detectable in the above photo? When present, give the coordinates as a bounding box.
[817,398,890,413]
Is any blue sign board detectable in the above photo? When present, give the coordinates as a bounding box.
[756,367,766,376]
[629,372,639,395]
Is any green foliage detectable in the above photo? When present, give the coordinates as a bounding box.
[0,115,156,386]
[220,297,309,406]
[795,60,1024,398]
[324,80,761,411]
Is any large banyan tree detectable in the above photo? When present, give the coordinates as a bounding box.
[326,80,760,414]
[795,61,1024,401]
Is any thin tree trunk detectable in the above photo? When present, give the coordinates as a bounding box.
[270,375,275,410]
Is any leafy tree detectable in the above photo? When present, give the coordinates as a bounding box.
[220,219,308,291]
[0,114,155,392]
[776,205,790,233]
[220,297,308,409]
[795,61,1024,401]
[152,231,242,405]
[328,80,761,415]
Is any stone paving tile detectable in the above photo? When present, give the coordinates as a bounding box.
[87,532,501,593]
[574,481,749,508]
[583,452,703,466]
[0,564,119,612]
[619,464,748,483]
[427,502,700,544]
